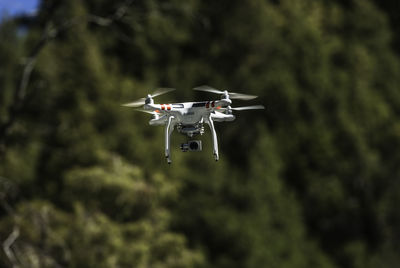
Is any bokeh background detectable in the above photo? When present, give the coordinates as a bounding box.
[1,0,400,267]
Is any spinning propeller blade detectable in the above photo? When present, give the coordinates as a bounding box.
[193,85,222,95]
[121,98,146,107]
[229,93,258,100]
[221,105,265,112]
[151,87,176,97]
[230,105,265,111]
[121,88,176,108]
[193,85,258,100]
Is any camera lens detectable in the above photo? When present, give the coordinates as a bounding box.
[189,141,199,150]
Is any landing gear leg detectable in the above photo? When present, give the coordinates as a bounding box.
[165,116,175,164]
[207,116,219,161]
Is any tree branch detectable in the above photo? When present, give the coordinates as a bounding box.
[0,176,20,267]
[3,227,20,268]
[0,0,135,148]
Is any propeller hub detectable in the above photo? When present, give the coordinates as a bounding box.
[145,95,154,105]
[225,106,232,115]
[222,90,229,100]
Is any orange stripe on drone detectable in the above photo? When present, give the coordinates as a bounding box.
[161,104,171,110]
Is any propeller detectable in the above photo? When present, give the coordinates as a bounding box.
[121,99,146,108]
[193,85,258,100]
[221,105,265,114]
[122,88,176,107]
[151,87,176,97]
[230,105,265,111]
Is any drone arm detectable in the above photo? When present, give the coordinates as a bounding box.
[165,116,175,164]
[207,115,219,161]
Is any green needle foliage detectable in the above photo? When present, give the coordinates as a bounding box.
[1,0,400,267]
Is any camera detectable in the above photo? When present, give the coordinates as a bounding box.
[180,140,202,152]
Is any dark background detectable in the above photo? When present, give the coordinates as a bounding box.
[1,0,400,267]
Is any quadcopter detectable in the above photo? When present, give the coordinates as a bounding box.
[122,85,264,164]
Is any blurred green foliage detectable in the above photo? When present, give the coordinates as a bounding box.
[1,0,400,267]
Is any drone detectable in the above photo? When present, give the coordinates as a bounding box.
[122,85,264,164]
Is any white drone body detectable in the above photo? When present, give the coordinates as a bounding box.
[122,86,264,164]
